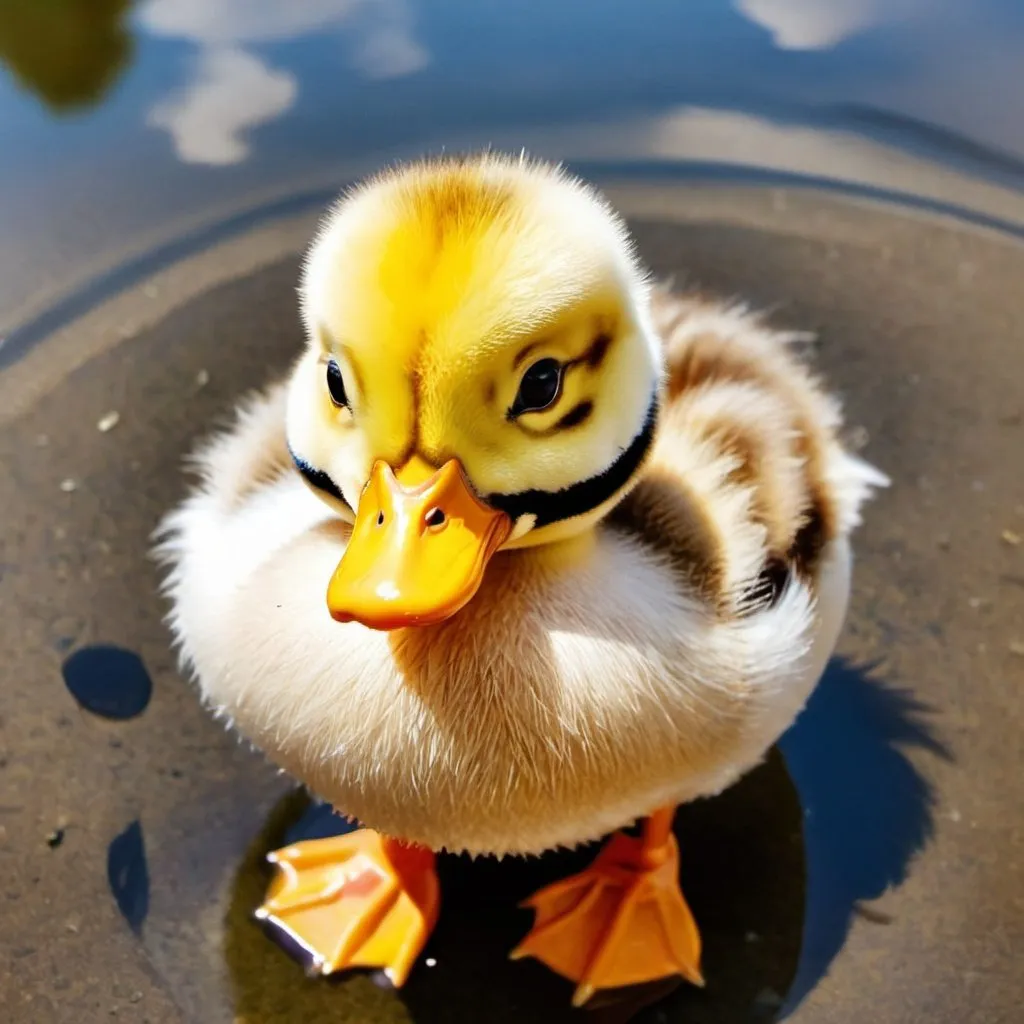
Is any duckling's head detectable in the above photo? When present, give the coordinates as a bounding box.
[287,152,662,629]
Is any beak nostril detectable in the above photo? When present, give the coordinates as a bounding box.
[376,511,385,526]
[425,507,446,529]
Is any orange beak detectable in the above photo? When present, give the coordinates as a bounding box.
[327,458,512,631]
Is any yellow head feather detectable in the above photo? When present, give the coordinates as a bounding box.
[289,152,663,544]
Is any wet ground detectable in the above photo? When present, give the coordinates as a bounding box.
[2,4,1024,1024]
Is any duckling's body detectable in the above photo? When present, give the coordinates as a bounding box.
[159,154,886,1004]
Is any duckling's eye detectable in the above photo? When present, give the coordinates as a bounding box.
[326,360,349,408]
[511,358,562,416]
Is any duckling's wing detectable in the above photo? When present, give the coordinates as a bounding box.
[624,284,888,619]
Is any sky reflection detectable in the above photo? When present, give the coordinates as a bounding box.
[1,0,1023,333]
[138,0,428,165]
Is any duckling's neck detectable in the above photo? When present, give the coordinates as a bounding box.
[501,526,599,572]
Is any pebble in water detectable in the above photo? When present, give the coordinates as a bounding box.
[97,411,120,433]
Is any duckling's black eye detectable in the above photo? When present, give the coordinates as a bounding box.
[511,358,562,416]
[326,360,349,408]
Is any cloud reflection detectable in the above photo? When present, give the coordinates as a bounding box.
[146,47,296,166]
[735,0,921,50]
[139,0,428,165]
[349,2,429,80]
[139,0,363,46]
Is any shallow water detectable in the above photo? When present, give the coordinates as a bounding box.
[1,5,1022,1023]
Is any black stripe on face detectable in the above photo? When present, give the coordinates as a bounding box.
[289,446,353,512]
[518,399,595,438]
[486,392,659,528]
[556,400,593,430]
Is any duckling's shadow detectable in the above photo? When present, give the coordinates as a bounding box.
[222,658,942,1023]
[776,657,947,1018]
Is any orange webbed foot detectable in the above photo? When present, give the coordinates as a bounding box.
[256,829,439,987]
[512,819,702,1007]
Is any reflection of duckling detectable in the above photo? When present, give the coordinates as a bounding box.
[158,153,887,1008]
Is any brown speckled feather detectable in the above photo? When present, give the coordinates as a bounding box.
[618,283,853,615]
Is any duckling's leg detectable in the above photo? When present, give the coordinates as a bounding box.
[512,806,702,1007]
[256,829,439,987]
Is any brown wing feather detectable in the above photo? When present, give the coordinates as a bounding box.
[617,283,846,615]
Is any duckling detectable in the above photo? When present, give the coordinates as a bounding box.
[157,152,887,1007]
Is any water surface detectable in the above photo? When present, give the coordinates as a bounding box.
[3,0,1024,338]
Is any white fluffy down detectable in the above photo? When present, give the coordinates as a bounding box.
[156,386,867,855]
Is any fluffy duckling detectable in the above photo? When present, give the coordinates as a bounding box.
[158,153,887,1007]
